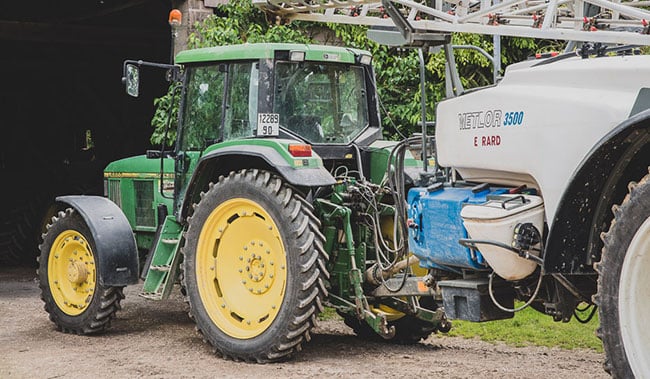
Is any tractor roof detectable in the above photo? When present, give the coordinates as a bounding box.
[174,43,370,65]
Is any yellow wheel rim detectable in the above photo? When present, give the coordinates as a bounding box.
[48,230,96,316]
[197,198,287,339]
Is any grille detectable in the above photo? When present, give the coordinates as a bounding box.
[134,180,155,228]
[108,180,122,208]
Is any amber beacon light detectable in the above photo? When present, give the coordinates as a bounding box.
[169,9,182,27]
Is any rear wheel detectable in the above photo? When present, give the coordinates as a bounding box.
[596,172,650,377]
[38,208,124,334]
[182,169,328,362]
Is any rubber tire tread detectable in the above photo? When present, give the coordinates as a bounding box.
[0,197,48,266]
[38,208,124,334]
[182,169,328,363]
[595,171,650,378]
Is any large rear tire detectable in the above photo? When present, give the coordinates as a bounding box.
[182,169,328,362]
[38,208,124,334]
[596,171,650,377]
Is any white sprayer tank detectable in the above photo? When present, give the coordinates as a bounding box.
[461,194,544,281]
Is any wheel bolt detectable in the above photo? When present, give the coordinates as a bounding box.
[238,269,243,273]
[249,274,253,279]
[239,256,243,261]
[259,241,264,246]
[243,246,248,251]
[242,280,247,284]
[266,249,270,254]
[251,241,255,246]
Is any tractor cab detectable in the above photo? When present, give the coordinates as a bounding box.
[171,43,382,163]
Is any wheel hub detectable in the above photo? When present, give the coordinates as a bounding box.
[240,242,275,295]
[67,260,88,284]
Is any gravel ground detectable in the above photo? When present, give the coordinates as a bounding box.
[0,267,608,379]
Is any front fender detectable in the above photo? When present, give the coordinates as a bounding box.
[56,195,139,286]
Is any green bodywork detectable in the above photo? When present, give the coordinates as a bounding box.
[104,155,174,251]
[106,42,441,338]
[174,43,365,64]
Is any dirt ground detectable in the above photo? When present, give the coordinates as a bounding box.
[0,267,608,379]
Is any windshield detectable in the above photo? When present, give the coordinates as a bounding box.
[274,62,369,144]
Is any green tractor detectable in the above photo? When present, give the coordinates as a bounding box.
[38,43,444,362]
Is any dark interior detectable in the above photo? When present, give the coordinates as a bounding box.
[1,0,174,266]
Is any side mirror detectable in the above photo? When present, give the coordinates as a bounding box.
[124,64,140,97]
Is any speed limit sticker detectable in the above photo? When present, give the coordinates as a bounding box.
[257,113,280,136]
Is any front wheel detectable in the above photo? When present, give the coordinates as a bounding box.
[38,208,124,334]
[596,171,650,377]
[182,169,328,362]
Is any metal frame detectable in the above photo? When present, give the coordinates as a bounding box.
[255,0,650,45]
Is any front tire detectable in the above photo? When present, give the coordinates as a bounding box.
[38,208,124,334]
[182,169,328,362]
[341,299,438,344]
[596,171,650,377]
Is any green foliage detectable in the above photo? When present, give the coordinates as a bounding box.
[443,303,602,351]
[150,0,559,145]
[150,83,181,146]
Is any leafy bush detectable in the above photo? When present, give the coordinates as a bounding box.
[150,0,551,145]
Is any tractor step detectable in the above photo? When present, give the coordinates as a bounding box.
[141,216,183,300]
[149,265,171,272]
[139,292,163,300]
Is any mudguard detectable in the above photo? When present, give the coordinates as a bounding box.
[56,195,139,286]
[200,144,335,186]
[544,109,650,274]
[179,144,336,219]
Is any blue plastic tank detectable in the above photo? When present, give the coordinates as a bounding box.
[407,185,508,271]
